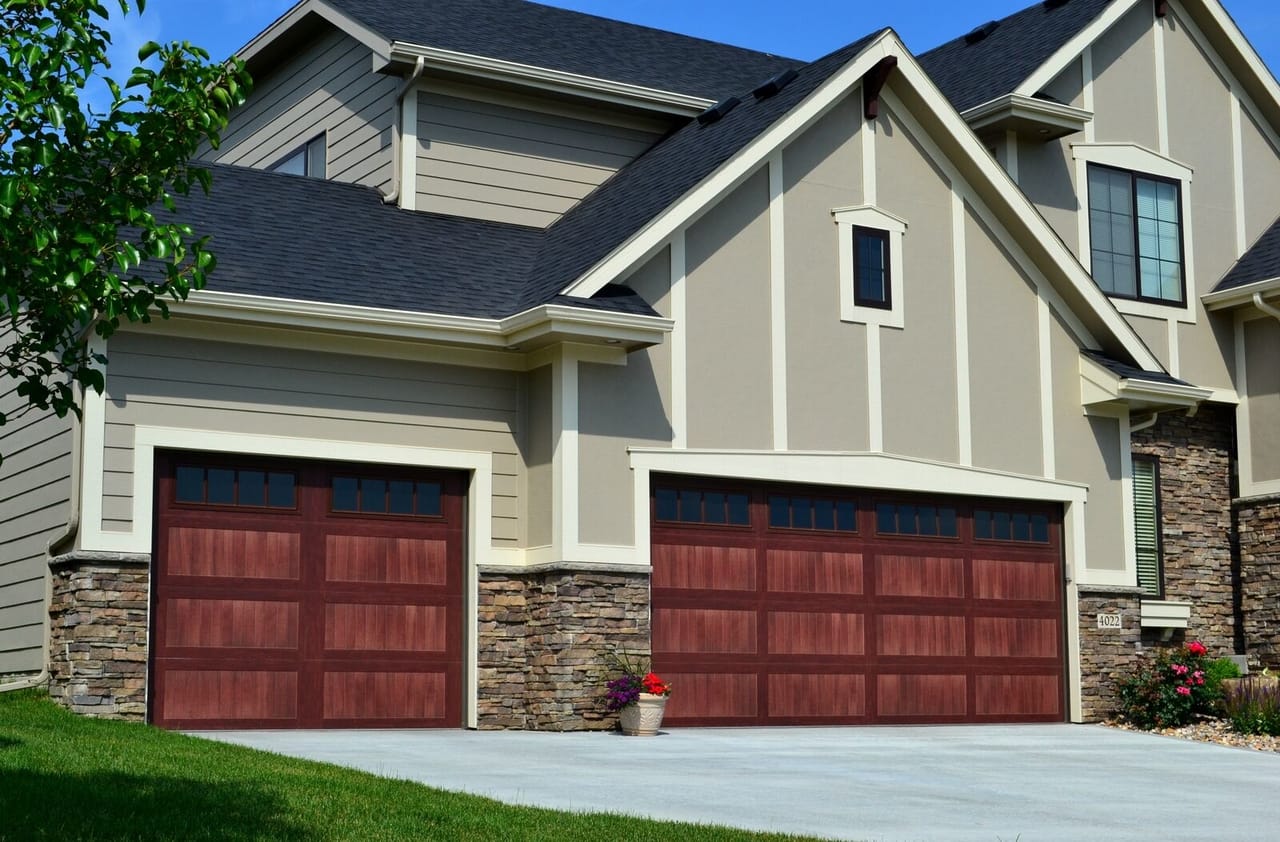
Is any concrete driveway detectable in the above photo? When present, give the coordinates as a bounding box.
[197,724,1277,841]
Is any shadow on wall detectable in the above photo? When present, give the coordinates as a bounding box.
[0,771,312,841]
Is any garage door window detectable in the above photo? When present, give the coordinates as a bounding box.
[974,509,1050,543]
[331,476,443,516]
[654,487,750,526]
[875,502,958,537]
[768,495,858,532]
[175,465,296,509]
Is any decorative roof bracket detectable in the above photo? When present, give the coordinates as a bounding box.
[863,56,898,120]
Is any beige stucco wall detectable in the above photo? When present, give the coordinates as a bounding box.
[1128,315,1169,365]
[101,330,524,548]
[1091,3,1160,149]
[578,250,674,547]
[965,208,1044,476]
[526,364,553,549]
[782,96,869,451]
[684,169,774,450]
[1241,110,1280,247]
[1244,316,1280,482]
[876,105,959,463]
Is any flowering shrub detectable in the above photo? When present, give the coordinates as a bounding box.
[1116,641,1215,729]
[1223,675,1280,736]
[603,652,672,712]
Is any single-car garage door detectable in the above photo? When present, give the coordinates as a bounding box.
[651,478,1065,725]
[150,453,464,729]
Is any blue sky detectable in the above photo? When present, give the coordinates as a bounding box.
[107,1,1280,83]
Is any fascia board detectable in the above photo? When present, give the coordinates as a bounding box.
[1117,380,1214,406]
[1015,0,1144,98]
[1203,277,1280,310]
[172,291,671,351]
[961,94,1093,133]
[558,31,898,299]
[388,43,713,115]
[236,0,390,67]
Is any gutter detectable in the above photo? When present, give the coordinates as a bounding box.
[381,56,427,206]
[1254,292,1280,323]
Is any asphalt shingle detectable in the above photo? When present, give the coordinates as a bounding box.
[1216,214,1280,292]
[1082,350,1191,386]
[919,0,1115,113]
[325,0,801,101]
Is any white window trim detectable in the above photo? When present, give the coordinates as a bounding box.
[832,205,908,329]
[1072,142,1197,324]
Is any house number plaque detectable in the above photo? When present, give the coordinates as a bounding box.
[1096,613,1123,630]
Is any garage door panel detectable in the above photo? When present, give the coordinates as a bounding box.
[768,611,864,655]
[877,674,968,717]
[768,674,866,718]
[875,554,966,598]
[972,558,1058,602]
[876,614,966,657]
[324,603,449,653]
[166,527,301,580]
[161,669,298,722]
[325,535,449,586]
[652,544,756,591]
[661,672,758,720]
[766,550,863,595]
[322,671,447,721]
[653,608,757,654]
[972,617,1060,658]
[975,674,1061,717]
[166,598,299,650]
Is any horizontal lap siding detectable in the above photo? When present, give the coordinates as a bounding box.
[199,28,394,191]
[0,351,70,672]
[416,90,662,228]
[101,333,521,547]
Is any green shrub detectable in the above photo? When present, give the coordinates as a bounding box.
[1115,641,1214,729]
[1201,657,1243,712]
[1223,677,1280,736]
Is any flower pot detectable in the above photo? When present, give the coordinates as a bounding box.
[619,693,667,736]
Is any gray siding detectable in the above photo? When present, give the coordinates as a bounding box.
[0,371,71,673]
[100,331,522,547]
[200,27,395,191]
[415,84,665,228]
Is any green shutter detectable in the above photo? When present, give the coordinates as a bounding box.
[1133,459,1162,596]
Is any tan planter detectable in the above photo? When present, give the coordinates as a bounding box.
[619,693,668,736]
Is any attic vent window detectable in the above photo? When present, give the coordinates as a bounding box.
[697,96,741,126]
[752,68,799,100]
[964,21,1000,45]
[1043,0,1072,9]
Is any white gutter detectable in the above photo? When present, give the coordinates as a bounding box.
[1254,291,1280,323]
[1202,276,1280,310]
[381,56,427,205]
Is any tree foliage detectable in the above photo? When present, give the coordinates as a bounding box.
[0,0,250,433]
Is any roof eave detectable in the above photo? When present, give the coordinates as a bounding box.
[1080,354,1211,414]
[1203,276,1280,310]
[235,0,390,72]
[962,94,1093,141]
[387,42,714,116]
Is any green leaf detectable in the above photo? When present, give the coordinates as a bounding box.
[0,179,17,209]
[137,40,160,61]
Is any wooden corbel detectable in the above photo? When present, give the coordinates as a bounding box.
[863,56,898,120]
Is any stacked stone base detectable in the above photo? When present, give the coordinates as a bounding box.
[1239,496,1280,669]
[478,568,650,730]
[47,554,151,720]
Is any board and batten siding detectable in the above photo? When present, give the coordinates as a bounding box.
[0,360,72,672]
[415,82,666,228]
[98,331,522,548]
[198,27,396,191]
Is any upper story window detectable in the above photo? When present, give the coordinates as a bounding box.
[271,135,326,179]
[1087,163,1184,306]
[832,205,907,328]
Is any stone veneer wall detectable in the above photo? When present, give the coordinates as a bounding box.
[1131,406,1237,655]
[477,569,649,730]
[1239,496,1280,668]
[47,554,151,719]
[1076,589,1143,721]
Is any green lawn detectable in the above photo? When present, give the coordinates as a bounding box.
[0,690,815,841]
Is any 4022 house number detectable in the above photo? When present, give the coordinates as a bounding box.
[1096,613,1123,630]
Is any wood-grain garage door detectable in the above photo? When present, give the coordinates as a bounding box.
[150,453,464,730]
[651,478,1066,726]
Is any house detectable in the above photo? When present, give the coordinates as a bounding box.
[1,0,1277,730]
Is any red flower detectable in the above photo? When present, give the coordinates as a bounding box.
[642,672,671,696]
[1175,686,1191,696]
[1186,641,1207,657]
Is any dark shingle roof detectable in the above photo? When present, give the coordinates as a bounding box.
[324,0,801,101]
[524,30,885,308]
[1216,215,1280,292]
[1082,350,1191,386]
[919,0,1115,113]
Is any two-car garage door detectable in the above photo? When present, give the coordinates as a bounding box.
[150,453,464,730]
[651,478,1066,726]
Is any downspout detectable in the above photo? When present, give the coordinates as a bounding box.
[0,379,83,695]
[1130,413,1161,434]
[381,56,426,205]
[1254,292,1280,323]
